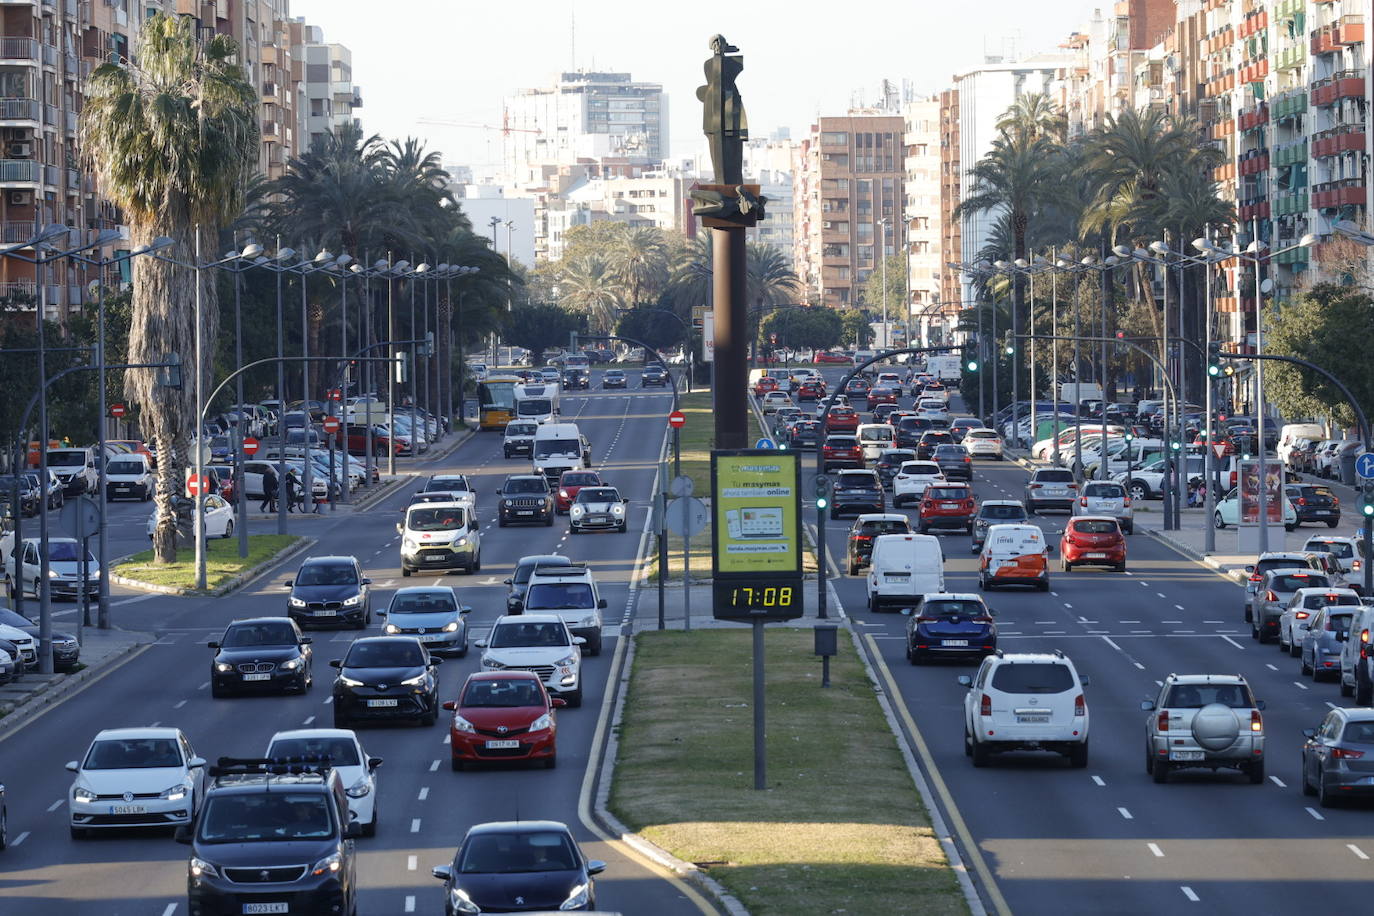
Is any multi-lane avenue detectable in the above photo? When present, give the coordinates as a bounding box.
[0,377,708,916]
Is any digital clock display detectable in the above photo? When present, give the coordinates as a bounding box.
[714,577,804,618]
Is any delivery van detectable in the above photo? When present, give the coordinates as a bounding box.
[866,533,945,612]
[856,423,896,462]
[978,523,1052,591]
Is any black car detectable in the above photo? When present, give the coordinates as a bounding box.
[933,443,973,481]
[208,617,312,697]
[331,636,442,728]
[506,554,572,613]
[432,820,606,915]
[4,474,41,518]
[895,416,934,448]
[971,500,1030,552]
[830,470,885,519]
[915,430,954,460]
[286,556,372,629]
[602,369,627,389]
[948,418,982,444]
[561,369,589,390]
[904,593,998,664]
[179,757,360,916]
[0,606,77,671]
[787,420,822,450]
[875,448,917,489]
[1286,483,1340,528]
[872,403,902,424]
[641,366,669,388]
[498,475,555,526]
[846,513,911,575]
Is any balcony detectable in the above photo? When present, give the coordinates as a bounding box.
[1311,70,1365,106]
[1238,200,1271,221]
[0,220,33,242]
[1239,58,1269,84]
[261,119,280,140]
[1239,150,1270,175]
[1275,246,1310,265]
[0,98,39,123]
[1312,16,1365,54]
[1312,124,1367,157]
[1238,105,1269,132]
[1213,161,1237,182]
[1209,118,1235,140]
[1272,89,1308,120]
[0,158,39,184]
[1313,177,1366,209]
[1276,45,1307,71]
[0,37,38,63]
[1274,0,1303,18]
[1239,10,1268,39]
[1204,71,1236,94]
[1274,138,1308,166]
[1274,190,1309,215]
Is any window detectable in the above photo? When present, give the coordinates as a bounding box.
[991,663,1075,694]
[858,245,874,262]
[821,131,849,145]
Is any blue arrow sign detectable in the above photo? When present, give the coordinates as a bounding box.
[1357,452,1374,480]
[755,438,777,450]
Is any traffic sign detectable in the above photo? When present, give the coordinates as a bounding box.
[1357,452,1374,480]
[668,410,686,429]
[328,388,342,400]
[1212,442,1228,459]
[665,496,709,538]
[668,474,694,498]
[755,437,777,449]
[109,403,126,418]
[242,437,259,456]
[322,415,341,434]
[186,474,210,496]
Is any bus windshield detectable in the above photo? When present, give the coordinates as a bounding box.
[478,380,517,411]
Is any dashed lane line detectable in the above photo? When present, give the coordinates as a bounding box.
[1148,843,1164,858]
[1181,887,1200,903]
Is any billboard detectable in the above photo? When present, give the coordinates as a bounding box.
[1238,458,1284,524]
[710,450,803,620]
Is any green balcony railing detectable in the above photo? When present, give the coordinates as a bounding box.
[1274,138,1308,166]
[1272,89,1308,120]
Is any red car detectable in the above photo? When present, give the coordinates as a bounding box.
[443,671,563,770]
[824,406,861,433]
[752,376,780,396]
[1059,516,1127,572]
[555,469,603,513]
[822,435,864,470]
[797,380,825,401]
[816,350,854,364]
[866,387,897,411]
[917,483,976,534]
[346,426,404,457]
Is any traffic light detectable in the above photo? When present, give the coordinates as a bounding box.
[815,476,831,512]
[1207,342,1223,377]
[1361,485,1374,518]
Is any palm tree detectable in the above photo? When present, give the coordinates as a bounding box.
[606,226,669,308]
[997,92,1067,143]
[81,13,258,562]
[558,254,622,332]
[665,235,712,316]
[267,122,390,257]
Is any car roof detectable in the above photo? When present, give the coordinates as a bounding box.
[980,500,1024,508]
[1292,587,1359,597]
[854,513,907,522]
[518,554,570,566]
[1263,567,1322,578]
[390,586,458,598]
[1306,536,1358,545]
[836,468,876,476]
[227,616,297,627]
[989,652,1073,664]
[93,726,183,740]
[1259,551,1318,561]
[465,819,569,836]
[300,555,358,565]
[1166,673,1247,685]
[268,728,358,743]
[922,592,982,602]
[1069,515,1119,523]
[493,613,565,626]
[464,670,543,684]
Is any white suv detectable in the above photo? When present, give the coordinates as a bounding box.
[958,650,1090,768]
[518,563,606,656]
[1141,673,1265,784]
[892,461,945,507]
[477,614,584,707]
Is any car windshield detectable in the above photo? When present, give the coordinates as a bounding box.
[267,737,360,767]
[295,563,358,586]
[514,559,568,585]
[84,738,182,769]
[1271,574,1326,591]
[981,505,1026,520]
[0,608,33,628]
[1072,520,1119,534]
[198,793,334,843]
[345,641,424,668]
[562,473,599,487]
[576,488,619,503]
[505,478,548,495]
[880,452,915,465]
[462,678,546,708]
[489,621,569,648]
[1163,684,1252,708]
[1083,484,1123,498]
[46,542,95,563]
[407,507,467,531]
[507,423,537,437]
[991,663,1074,694]
[525,582,594,610]
[858,520,908,536]
[458,831,578,874]
[1327,613,1356,634]
[934,446,965,458]
[836,475,877,490]
[1309,541,1355,558]
[427,477,469,492]
[47,452,85,467]
[390,593,457,615]
[900,463,939,475]
[921,600,986,618]
[927,487,968,500]
[223,623,298,647]
[107,460,144,474]
[827,438,858,449]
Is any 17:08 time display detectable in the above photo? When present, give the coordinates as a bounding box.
[726,584,797,609]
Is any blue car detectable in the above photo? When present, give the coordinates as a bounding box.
[904,593,998,664]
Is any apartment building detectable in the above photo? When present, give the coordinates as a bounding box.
[938,88,962,311]
[293,21,362,152]
[743,136,795,257]
[903,97,942,341]
[793,112,905,308]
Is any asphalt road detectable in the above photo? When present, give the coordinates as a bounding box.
[800,365,1374,916]
[0,373,708,916]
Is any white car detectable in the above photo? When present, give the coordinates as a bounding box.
[67,727,206,837]
[421,474,478,518]
[814,394,850,417]
[1212,486,1297,530]
[760,391,793,414]
[568,486,629,536]
[145,494,237,540]
[892,461,946,507]
[916,398,949,417]
[0,622,36,669]
[1278,587,1360,656]
[265,728,381,836]
[105,455,155,501]
[397,501,481,575]
[958,651,1090,768]
[4,537,100,602]
[477,613,584,707]
[1303,535,1361,576]
[962,429,1003,459]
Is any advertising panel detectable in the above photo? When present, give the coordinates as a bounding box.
[1238,458,1284,524]
[710,449,803,620]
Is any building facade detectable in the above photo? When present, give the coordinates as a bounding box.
[904,96,942,341]
[294,21,362,152]
[744,136,796,257]
[938,88,962,312]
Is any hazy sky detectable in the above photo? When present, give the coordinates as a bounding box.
[289,0,1101,170]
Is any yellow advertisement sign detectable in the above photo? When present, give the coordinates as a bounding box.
[711,451,801,575]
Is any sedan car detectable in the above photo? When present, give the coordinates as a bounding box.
[444,671,564,770]
[67,727,206,838]
[208,617,313,697]
[904,593,997,664]
[602,369,627,389]
[569,485,629,533]
[265,728,382,835]
[432,820,605,914]
[1213,486,1298,531]
[830,470,885,519]
[381,586,471,656]
[1302,707,1374,806]
[286,555,372,629]
[331,637,442,728]
[145,494,236,540]
[1059,516,1126,572]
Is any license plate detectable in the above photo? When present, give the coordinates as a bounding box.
[1170,750,1205,761]
[517,510,534,516]
[485,739,520,749]
[1314,509,1332,515]
[423,555,445,562]
[366,698,398,708]
[420,633,448,643]
[111,804,147,814]
[314,609,336,617]
[1086,552,1107,559]
[242,672,271,681]
[943,639,969,647]
[885,574,910,582]
[115,485,130,491]
[243,905,289,915]
[1015,715,1049,724]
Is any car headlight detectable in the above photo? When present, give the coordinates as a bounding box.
[288,597,306,608]
[579,615,598,628]
[530,713,552,732]
[559,489,569,498]
[346,777,371,798]
[384,623,400,634]
[215,662,233,673]
[481,656,505,669]
[401,673,428,686]
[560,882,591,910]
[455,536,468,547]
[571,505,584,517]
[555,654,577,667]
[449,886,480,915]
[341,594,362,607]
[503,499,513,507]
[280,658,301,670]
[311,852,342,876]
[443,621,459,632]
[73,786,97,803]
[160,784,187,802]
[339,676,365,687]
[612,503,625,515]
[451,714,476,734]
[189,856,218,879]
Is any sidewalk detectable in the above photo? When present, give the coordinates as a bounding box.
[0,624,154,725]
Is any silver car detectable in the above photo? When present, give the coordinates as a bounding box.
[1025,468,1077,514]
[1142,674,1266,784]
[1073,481,1133,534]
[1280,587,1359,656]
[1302,707,1374,806]
[1300,605,1357,681]
[1243,552,1328,619]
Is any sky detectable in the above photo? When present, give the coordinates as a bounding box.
[288,0,1102,171]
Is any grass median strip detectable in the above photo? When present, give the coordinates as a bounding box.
[113,534,301,592]
[611,629,965,915]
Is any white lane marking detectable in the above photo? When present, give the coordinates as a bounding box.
[1266,663,1279,671]
[323,697,333,705]
[1306,807,1326,821]
[1124,571,1133,576]
[11,830,29,846]
[198,681,210,691]
[1176,605,1187,611]
[417,787,429,801]
[1063,603,1073,609]
[381,579,395,587]
[429,759,440,772]
[1139,581,1149,586]
[441,734,450,745]
[1118,807,1133,820]
[160,905,177,916]
[1162,620,1182,624]
[150,721,160,727]
[405,897,416,913]
[1270,776,1287,788]
[46,799,62,812]
[1101,636,1127,656]
[1221,636,1246,650]
[407,854,418,871]
[111,594,156,607]
[1148,843,1164,858]
[1050,591,1059,597]
[173,700,186,709]
[1203,620,1223,624]
[303,715,316,724]
[1091,775,1105,787]
[1349,844,1370,860]
[410,817,421,833]
[1134,662,1146,670]
[1181,887,1200,903]
[1157,592,1167,598]
[1034,620,1056,625]
[1294,681,1310,690]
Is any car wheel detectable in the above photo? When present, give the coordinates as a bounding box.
[1251,621,1259,640]
[223,520,233,539]
[498,517,507,528]
[847,561,859,576]
[450,756,464,772]
[1152,759,1170,784]
[211,681,227,699]
[588,634,603,657]
[1342,678,1356,697]
[1317,768,1337,805]
[1060,558,1071,573]
[1301,654,1313,676]
[569,525,580,535]
[1285,523,1296,532]
[1068,740,1088,769]
[1290,640,1302,659]
[970,736,991,768]
[0,804,6,850]
[963,726,973,757]
[566,687,583,708]
[1327,519,1339,528]
[362,809,377,837]
[401,567,412,577]
[1357,671,1373,706]
[1214,512,1226,529]
[545,514,553,527]
[868,595,880,614]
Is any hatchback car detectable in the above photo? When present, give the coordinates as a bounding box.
[797,380,825,401]
[1303,535,1362,576]
[875,448,917,489]
[569,485,629,533]
[892,461,946,507]
[1074,481,1133,534]
[918,484,976,535]
[1141,673,1265,784]
[823,406,861,433]
[554,470,602,514]
[1280,587,1360,656]
[432,820,605,913]
[787,420,822,449]
[971,500,1029,553]
[67,727,206,837]
[1059,517,1126,572]
[265,728,382,835]
[845,513,911,575]
[904,593,997,664]
[1300,604,1358,681]
[1286,483,1341,528]
[866,387,897,411]
[830,469,885,519]
[1302,707,1374,806]
[948,417,981,443]
[380,586,471,656]
[1213,486,1298,531]
[822,435,864,471]
[443,671,564,770]
[962,428,1004,459]
[330,637,443,728]
[285,556,372,629]
[914,430,954,461]
[602,369,627,389]
[208,617,313,697]
[1025,468,1079,514]
[760,391,793,414]
[932,443,973,481]
[959,651,1090,768]
[1251,568,1331,642]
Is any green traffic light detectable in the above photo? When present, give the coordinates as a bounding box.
[966,360,979,372]
[1208,364,1221,377]
[1004,345,1014,355]
[1363,501,1374,518]
[816,497,828,510]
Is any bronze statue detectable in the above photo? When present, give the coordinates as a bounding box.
[697,34,748,184]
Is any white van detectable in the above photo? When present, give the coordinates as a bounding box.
[1278,423,1327,464]
[978,523,1052,591]
[866,533,945,613]
[532,422,587,481]
[856,423,895,462]
[105,453,154,501]
[1340,605,1374,703]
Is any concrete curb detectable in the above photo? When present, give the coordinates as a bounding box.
[110,535,318,597]
[1141,526,1248,584]
[0,629,154,731]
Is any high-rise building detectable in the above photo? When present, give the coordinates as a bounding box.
[293,21,362,152]
[904,97,942,341]
[744,136,795,257]
[938,88,962,313]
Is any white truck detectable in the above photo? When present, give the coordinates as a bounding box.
[1058,382,1104,406]
[515,382,559,423]
[926,355,962,383]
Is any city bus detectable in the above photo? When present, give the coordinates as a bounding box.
[477,377,520,430]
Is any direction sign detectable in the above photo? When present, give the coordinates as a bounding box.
[755,437,777,449]
[665,496,709,538]
[242,437,259,456]
[667,410,686,429]
[322,415,341,434]
[109,403,126,418]
[1357,452,1374,481]
[186,474,210,496]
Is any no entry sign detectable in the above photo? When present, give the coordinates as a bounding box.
[322,416,341,434]
[668,410,686,429]
[109,403,126,418]
[242,437,259,456]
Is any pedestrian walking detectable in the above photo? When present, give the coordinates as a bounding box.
[260,468,278,513]
[285,469,301,513]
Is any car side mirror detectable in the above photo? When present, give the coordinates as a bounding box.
[1140,700,1155,711]
[429,657,444,666]
[361,578,372,586]
[510,599,524,611]
[597,598,607,609]
[283,579,293,588]
[174,825,193,845]
[1245,565,1256,574]
[587,859,607,876]
[956,675,972,687]
[441,701,457,711]
[502,578,512,585]
[572,636,587,645]
[1079,675,1091,686]
[475,639,487,649]
[900,607,912,616]
[377,609,387,617]
[368,757,383,769]
[300,637,312,645]
[343,822,363,839]
[206,641,220,649]
[65,760,79,772]
[460,606,472,615]
[1303,728,1317,739]
[329,659,342,668]
[188,756,207,769]
[1046,544,1055,555]
[1256,699,1266,711]
[550,697,567,708]
[431,865,454,881]
[470,521,479,531]
[395,523,403,535]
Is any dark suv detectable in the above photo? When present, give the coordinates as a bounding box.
[179,757,360,916]
[560,368,589,390]
[830,469,885,518]
[208,617,312,697]
[506,554,573,613]
[641,366,669,387]
[331,636,442,728]
[846,513,911,575]
[498,475,555,526]
[1286,483,1340,529]
[895,416,934,448]
[915,430,954,460]
[933,443,973,481]
[285,556,372,629]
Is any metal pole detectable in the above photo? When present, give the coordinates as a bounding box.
[1072,269,1083,477]
[95,253,110,624]
[816,498,828,620]
[455,286,466,428]
[194,229,207,590]
[1051,252,1061,464]
[300,262,314,516]
[880,220,889,349]
[1203,234,1216,553]
[275,239,287,535]
[409,258,418,466]
[1028,267,1037,450]
[681,496,692,632]
[387,257,397,477]
[1160,250,1173,531]
[363,256,375,484]
[657,456,667,631]
[1253,217,1270,552]
[338,263,349,506]
[234,261,249,555]
[712,227,749,450]
[752,619,766,791]
[36,255,51,674]
[1010,267,1020,445]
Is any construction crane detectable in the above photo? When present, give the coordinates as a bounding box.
[417,111,545,167]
